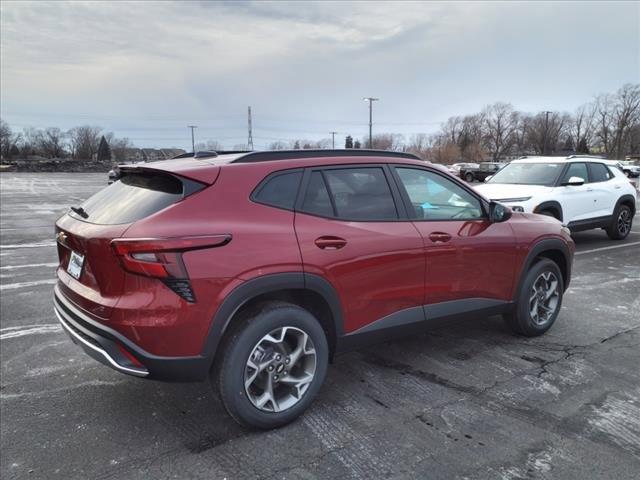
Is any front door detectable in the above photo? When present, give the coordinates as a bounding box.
[390,166,517,309]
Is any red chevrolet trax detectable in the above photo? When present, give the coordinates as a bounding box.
[54,150,574,429]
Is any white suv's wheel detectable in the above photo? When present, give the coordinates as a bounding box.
[606,204,633,240]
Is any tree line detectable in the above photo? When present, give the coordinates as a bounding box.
[2,83,638,164]
[0,123,133,162]
[271,83,640,163]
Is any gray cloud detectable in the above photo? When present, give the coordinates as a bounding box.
[1,0,638,149]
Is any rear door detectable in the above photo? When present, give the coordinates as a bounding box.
[586,162,618,217]
[293,165,425,333]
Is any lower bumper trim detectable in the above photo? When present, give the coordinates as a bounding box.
[55,307,149,377]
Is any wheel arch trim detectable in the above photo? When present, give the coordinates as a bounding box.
[615,194,636,216]
[514,238,572,301]
[533,201,563,221]
[201,272,344,364]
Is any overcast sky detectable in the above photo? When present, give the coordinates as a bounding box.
[1,0,639,150]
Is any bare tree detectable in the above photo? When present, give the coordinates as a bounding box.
[0,119,18,160]
[110,137,134,162]
[482,102,519,160]
[572,102,597,154]
[39,127,66,158]
[67,126,102,159]
[611,83,640,158]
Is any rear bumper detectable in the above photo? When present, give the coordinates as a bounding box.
[54,284,211,381]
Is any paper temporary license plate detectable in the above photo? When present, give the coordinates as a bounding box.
[67,251,85,280]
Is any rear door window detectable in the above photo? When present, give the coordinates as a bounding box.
[322,167,398,220]
[588,163,613,182]
[70,172,193,225]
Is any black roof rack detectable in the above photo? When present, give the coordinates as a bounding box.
[172,150,252,160]
[231,149,422,163]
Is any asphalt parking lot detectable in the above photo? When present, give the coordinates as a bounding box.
[1,173,639,480]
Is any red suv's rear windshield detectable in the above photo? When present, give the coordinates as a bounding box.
[70,172,186,225]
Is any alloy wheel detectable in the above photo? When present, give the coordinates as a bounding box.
[617,209,632,237]
[529,271,560,326]
[244,326,317,413]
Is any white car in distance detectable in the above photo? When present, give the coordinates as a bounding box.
[474,155,637,240]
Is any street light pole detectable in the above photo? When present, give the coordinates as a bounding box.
[542,111,552,155]
[363,97,379,148]
[330,131,338,149]
[187,125,198,153]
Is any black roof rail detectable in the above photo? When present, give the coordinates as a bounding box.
[172,150,252,160]
[231,149,422,163]
[566,154,606,159]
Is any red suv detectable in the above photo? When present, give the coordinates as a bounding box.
[54,150,574,428]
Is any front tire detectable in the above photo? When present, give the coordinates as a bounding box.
[213,302,328,429]
[464,172,474,182]
[505,258,564,337]
[606,204,633,240]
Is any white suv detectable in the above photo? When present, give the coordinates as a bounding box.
[474,156,637,240]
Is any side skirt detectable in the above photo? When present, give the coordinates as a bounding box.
[567,215,612,232]
[336,298,512,352]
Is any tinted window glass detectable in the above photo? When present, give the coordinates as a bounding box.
[396,168,483,220]
[254,171,302,209]
[588,163,613,182]
[323,168,398,220]
[301,172,334,217]
[71,173,186,225]
[561,163,589,184]
[488,162,562,186]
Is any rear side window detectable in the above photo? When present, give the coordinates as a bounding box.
[322,167,398,220]
[588,163,613,182]
[253,171,302,210]
[71,172,193,225]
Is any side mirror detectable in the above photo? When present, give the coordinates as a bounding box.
[562,176,585,186]
[484,175,492,182]
[489,201,512,223]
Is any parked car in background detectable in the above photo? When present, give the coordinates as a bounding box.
[54,149,575,429]
[474,155,637,239]
[448,162,479,176]
[618,160,640,178]
[460,162,504,182]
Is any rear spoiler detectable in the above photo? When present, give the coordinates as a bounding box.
[115,160,221,185]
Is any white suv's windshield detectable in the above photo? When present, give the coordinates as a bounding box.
[486,162,563,186]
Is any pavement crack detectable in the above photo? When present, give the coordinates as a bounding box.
[599,325,640,344]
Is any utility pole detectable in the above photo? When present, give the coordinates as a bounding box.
[363,97,379,148]
[247,106,254,150]
[330,131,338,149]
[187,125,197,153]
[542,111,552,155]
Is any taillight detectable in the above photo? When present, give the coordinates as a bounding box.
[111,235,231,302]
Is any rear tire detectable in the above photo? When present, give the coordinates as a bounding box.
[505,258,564,337]
[464,172,474,182]
[606,204,633,240]
[212,302,328,429]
